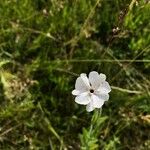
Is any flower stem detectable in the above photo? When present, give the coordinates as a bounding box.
[90,108,102,135]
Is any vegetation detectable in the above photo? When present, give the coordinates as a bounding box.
[0,0,150,149]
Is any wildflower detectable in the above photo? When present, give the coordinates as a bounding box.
[72,71,111,112]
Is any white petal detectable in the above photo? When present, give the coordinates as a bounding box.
[97,81,111,94]
[75,93,90,105]
[75,73,90,92]
[86,101,95,112]
[72,90,80,95]
[91,94,104,108]
[89,71,101,89]
[75,77,87,92]
[80,73,90,89]
[97,93,109,101]
[99,73,106,81]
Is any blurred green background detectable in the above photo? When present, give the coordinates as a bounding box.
[0,0,150,149]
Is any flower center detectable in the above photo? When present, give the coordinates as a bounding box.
[90,89,94,93]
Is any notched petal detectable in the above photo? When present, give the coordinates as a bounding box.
[80,73,90,89]
[75,95,90,105]
[89,71,101,89]
[97,81,111,93]
[75,77,87,91]
[99,73,106,81]
[91,94,104,108]
[97,93,109,101]
[86,101,95,112]
[72,90,80,95]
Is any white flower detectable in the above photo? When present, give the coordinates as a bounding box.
[72,71,111,112]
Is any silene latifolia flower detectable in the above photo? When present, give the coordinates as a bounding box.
[72,71,111,112]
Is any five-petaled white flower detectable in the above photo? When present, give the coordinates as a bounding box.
[72,71,111,112]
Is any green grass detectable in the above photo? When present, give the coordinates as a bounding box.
[0,0,150,149]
